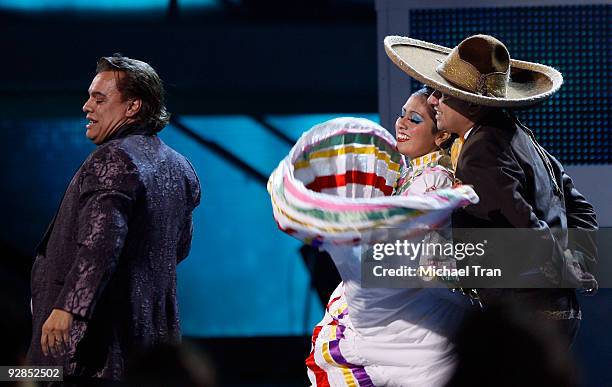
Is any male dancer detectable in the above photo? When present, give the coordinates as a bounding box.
[385,34,597,344]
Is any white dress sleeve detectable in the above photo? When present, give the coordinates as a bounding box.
[404,166,454,195]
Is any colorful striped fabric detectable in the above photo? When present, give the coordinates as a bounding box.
[268,117,479,247]
[307,285,376,387]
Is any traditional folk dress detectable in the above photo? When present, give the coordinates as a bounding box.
[268,117,479,387]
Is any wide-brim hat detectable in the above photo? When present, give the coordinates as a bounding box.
[384,35,563,108]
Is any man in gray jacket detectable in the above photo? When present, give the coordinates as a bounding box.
[28,54,201,382]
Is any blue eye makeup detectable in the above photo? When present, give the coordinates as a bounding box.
[409,113,423,124]
[398,109,424,124]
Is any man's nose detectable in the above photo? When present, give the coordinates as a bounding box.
[82,99,92,113]
[427,93,438,106]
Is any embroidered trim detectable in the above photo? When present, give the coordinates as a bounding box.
[409,150,445,168]
[395,150,454,196]
[539,309,582,320]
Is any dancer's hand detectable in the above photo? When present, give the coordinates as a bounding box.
[41,308,73,357]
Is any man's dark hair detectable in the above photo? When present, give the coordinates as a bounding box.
[97,53,170,132]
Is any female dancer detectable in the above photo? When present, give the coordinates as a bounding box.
[305,88,475,387]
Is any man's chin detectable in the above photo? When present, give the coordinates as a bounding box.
[85,130,102,145]
[436,121,453,134]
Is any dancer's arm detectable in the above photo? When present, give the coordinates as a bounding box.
[54,146,141,320]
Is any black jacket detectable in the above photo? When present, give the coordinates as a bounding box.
[452,110,597,314]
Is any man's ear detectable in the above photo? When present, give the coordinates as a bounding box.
[435,131,451,147]
[126,99,142,118]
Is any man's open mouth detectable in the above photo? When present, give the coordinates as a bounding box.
[86,119,98,129]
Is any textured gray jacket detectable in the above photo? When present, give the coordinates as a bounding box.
[28,126,201,380]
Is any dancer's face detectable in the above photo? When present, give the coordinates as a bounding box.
[395,95,447,158]
[427,90,475,136]
[82,71,138,144]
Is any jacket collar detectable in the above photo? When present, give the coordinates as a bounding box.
[103,121,154,144]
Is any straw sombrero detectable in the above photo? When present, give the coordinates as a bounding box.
[384,35,563,108]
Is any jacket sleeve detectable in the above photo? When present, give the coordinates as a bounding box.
[176,161,201,264]
[53,146,141,319]
[177,213,194,264]
[560,168,597,230]
[553,154,598,260]
[452,129,565,285]
[454,129,543,229]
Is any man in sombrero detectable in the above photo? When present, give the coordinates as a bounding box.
[385,34,598,344]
